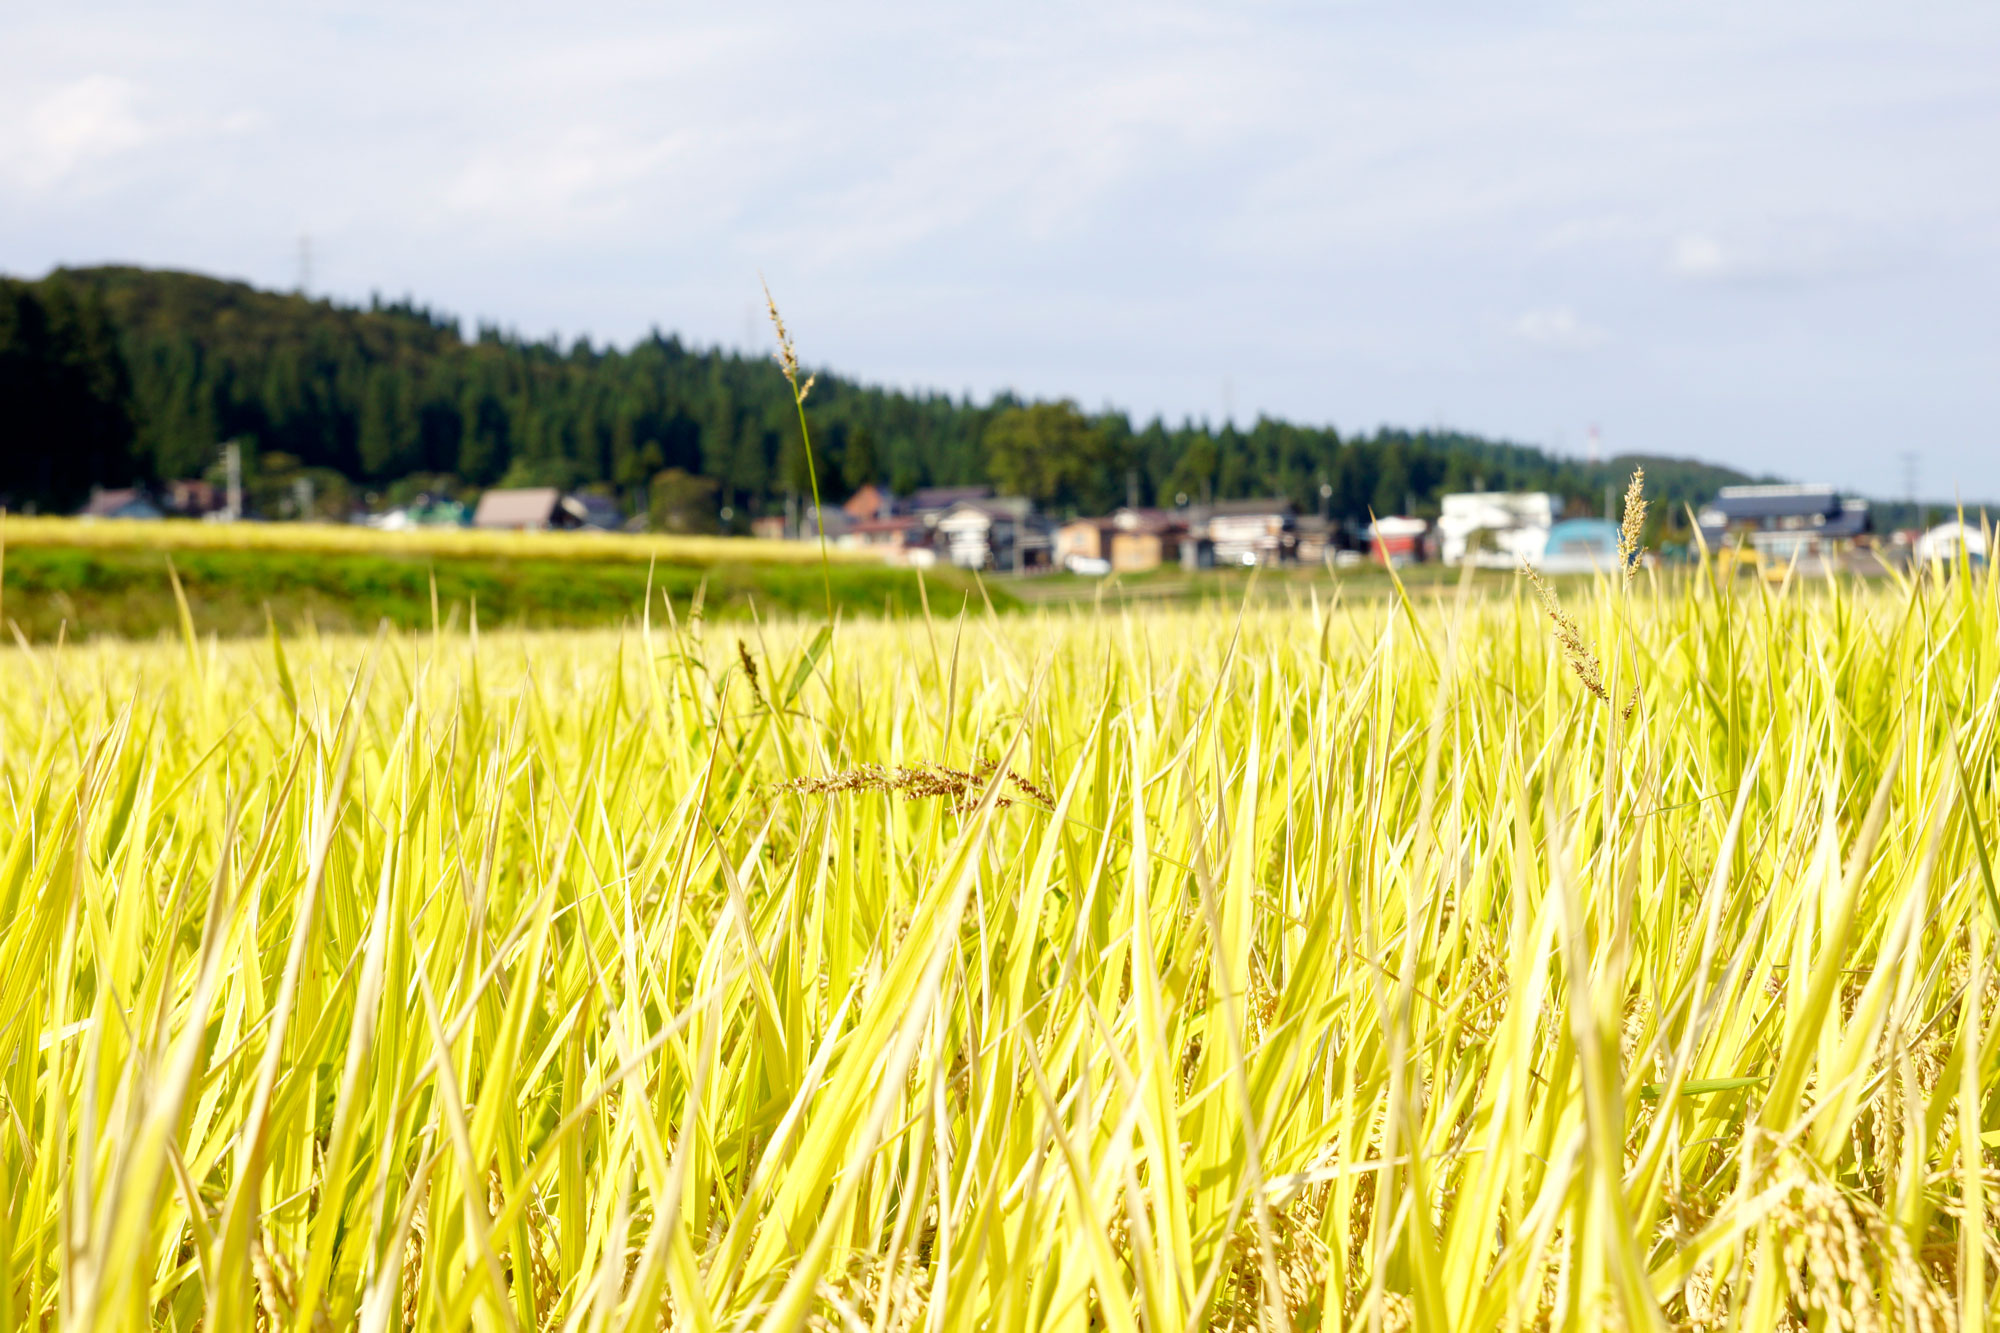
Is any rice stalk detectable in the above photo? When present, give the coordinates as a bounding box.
[0,552,1993,1331]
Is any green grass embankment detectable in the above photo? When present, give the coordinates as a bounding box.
[0,545,1011,639]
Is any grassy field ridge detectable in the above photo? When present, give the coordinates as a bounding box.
[0,518,1006,637]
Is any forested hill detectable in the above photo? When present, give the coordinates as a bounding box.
[3,265,1756,526]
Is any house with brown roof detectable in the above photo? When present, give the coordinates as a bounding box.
[839,514,932,561]
[1056,508,1189,572]
[910,486,993,521]
[842,483,900,523]
[1056,518,1116,570]
[166,479,223,517]
[78,487,163,520]
[1108,508,1186,572]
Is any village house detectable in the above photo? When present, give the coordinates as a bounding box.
[1055,517,1116,571]
[839,514,935,565]
[1368,515,1428,566]
[798,503,856,540]
[1695,484,1872,559]
[366,494,472,530]
[1294,514,1336,566]
[1195,498,1297,566]
[1534,518,1621,573]
[1435,491,1557,566]
[78,487,164,520]
[472,487,623,532]
[166,479,224,517]
[910,485,994,524]
[1912,520,1989,566]
[934,497,1050,572]
[1108,508,1185,572]
[842,483,902,523]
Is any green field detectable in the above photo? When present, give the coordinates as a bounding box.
[0,517,1639,641]
[0,542,1013,638]
[0,519,1562,640]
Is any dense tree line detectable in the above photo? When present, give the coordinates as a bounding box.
[2,266,1753,528]
[0,279,142,513]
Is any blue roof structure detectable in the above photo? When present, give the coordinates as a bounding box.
[1706,485,1842,522]
[1533,518,1624,573]
[1544,518,1618,555]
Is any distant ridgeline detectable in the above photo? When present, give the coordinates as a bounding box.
[2,265,1754,527]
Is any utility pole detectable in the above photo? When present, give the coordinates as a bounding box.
[1901,451,1921,530]
[223,441,243,521]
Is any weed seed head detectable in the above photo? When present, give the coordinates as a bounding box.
[1618,466,1647,588]
[1523,562,1610,706]
[737,638,767,710]
[762,278,803,394]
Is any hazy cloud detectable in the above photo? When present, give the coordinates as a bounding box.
[1670,234,1731,281]
[4,75,153,190]
[1513,307,1608,351]
[1668,230,1888,287]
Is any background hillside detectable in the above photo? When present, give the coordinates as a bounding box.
[3,265,1758,528]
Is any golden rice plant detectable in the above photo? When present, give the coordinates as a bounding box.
[0,544,1995,1331]
[0,514,874,566]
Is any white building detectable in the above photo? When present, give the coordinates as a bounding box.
[472,487,624,531]
[934,498,1050,572]
[1435,492,1557,566]
[1913,520,1989,564]
[1194,499,1296,566]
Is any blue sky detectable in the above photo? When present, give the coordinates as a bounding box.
[4,1,1997,497]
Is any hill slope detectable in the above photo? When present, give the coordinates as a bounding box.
[7,265,1758,526]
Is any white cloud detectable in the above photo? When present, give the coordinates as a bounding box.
[1670,233,1730,279]
[1512,307,1607,350]
[1667,229,1894,287]
[441,129,700,235]
[4,75,153,190]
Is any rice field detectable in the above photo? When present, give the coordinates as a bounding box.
[0,517,966,642]
[1,555,1996,1331]
[0,516,870,566]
